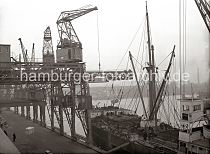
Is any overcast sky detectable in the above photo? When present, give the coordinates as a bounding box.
[0,0,209,83]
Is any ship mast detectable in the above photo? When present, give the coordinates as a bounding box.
[146,2,156,120]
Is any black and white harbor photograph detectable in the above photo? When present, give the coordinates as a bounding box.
[0,0,210,153]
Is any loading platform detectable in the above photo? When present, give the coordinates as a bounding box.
[0,110,97,153]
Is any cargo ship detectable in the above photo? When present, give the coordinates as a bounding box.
[90,1,210,153]
[90,2,180,153]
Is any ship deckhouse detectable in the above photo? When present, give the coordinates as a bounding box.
[179,97,210,153]
[180,97,204,130]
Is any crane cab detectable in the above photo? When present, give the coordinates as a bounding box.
[56,38,83,62]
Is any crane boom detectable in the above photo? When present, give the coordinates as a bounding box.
[195,0,210,33]
[18,38,28,63]
[56,5,98,49]
[57,5,98,23]
[31,43,35,63]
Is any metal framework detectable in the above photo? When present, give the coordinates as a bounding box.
[0,5,133,147]
[195,0,210,33]
[18,38,28,63]
[56,5,98,49]
[0,61,92,142]
[43,26,55,63]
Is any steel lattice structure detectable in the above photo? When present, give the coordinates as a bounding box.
[195,0,210,32]
[0,5,98,145]
[56,5,98,49]
[0,5,131,146]
[43,26,55,63]
[0,61,92,142]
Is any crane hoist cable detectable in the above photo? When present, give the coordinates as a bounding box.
[179,0,187,97]
[108,17,146,109]
[115,17,146,71]
[96,11,101,73]
[117,56,130,108]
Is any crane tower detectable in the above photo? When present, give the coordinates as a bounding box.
[43,26,55,63]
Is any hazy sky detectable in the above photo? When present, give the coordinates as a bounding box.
[0,0,209,82]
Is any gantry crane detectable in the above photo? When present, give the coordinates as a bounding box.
[195,0,210,33]
[56,5,98,50]
[49,5,98,143]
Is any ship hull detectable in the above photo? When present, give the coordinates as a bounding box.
[92,125,176,154]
